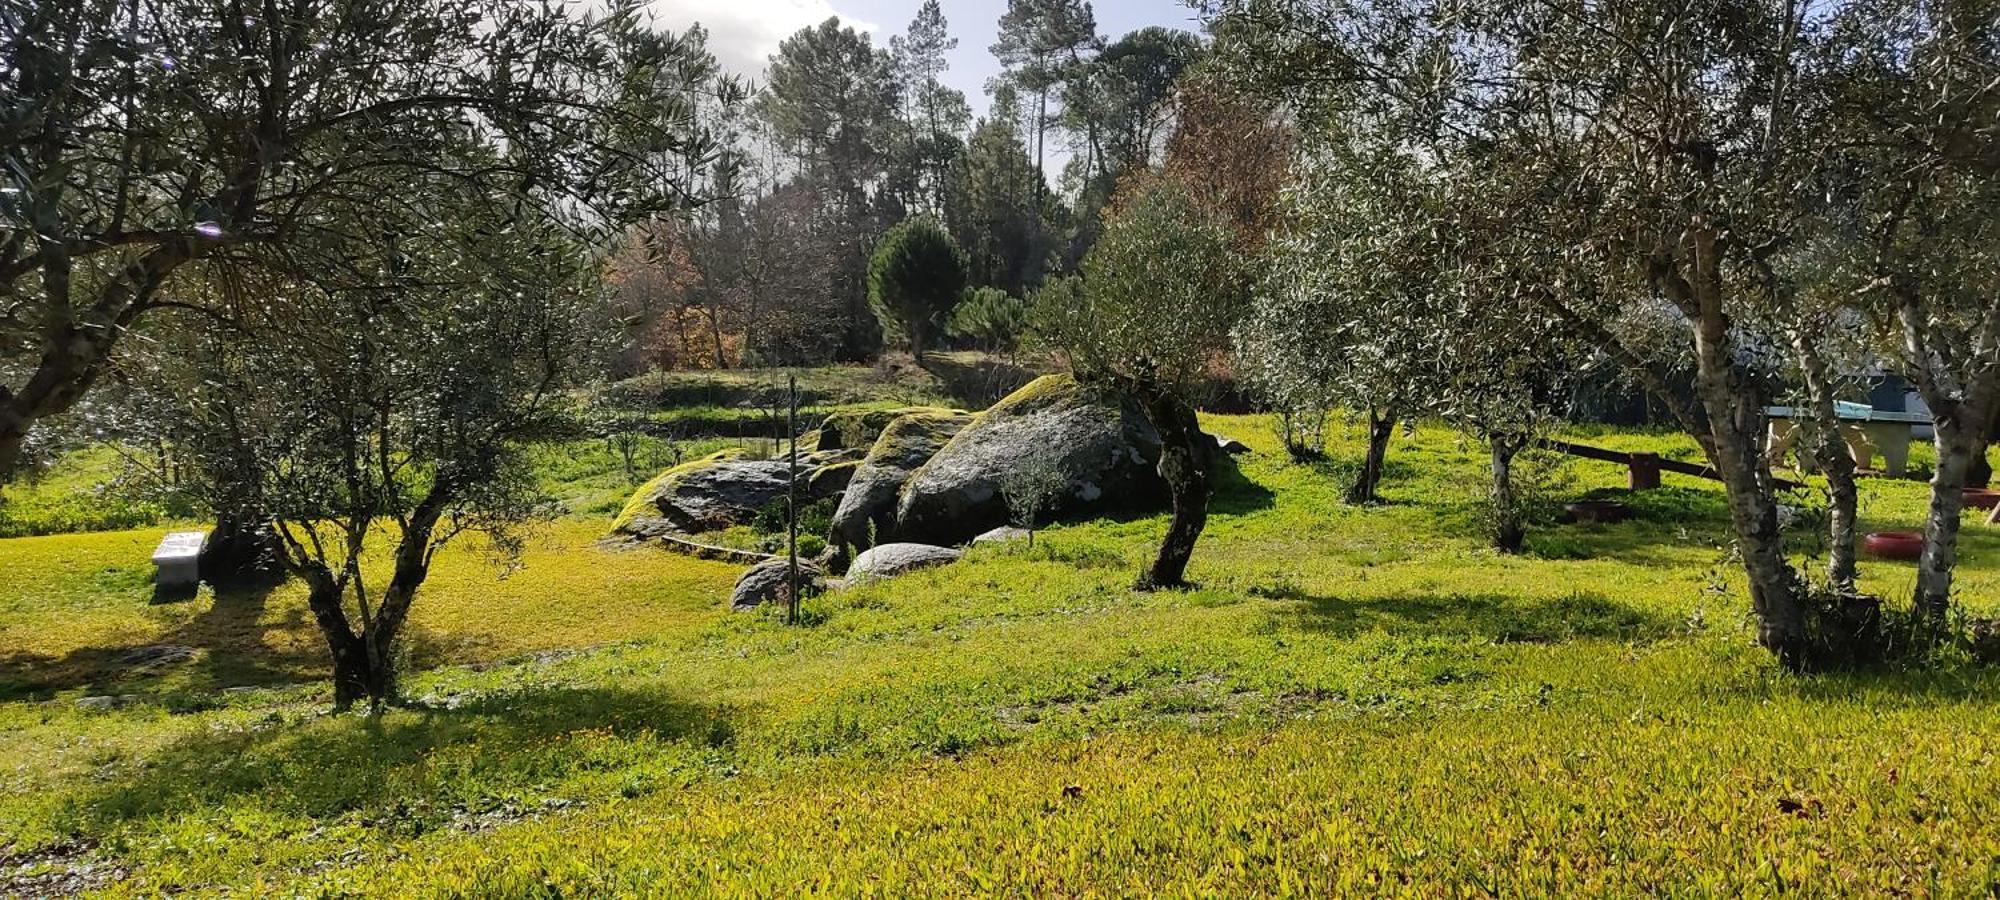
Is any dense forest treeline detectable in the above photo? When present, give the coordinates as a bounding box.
[603,1,1247,372]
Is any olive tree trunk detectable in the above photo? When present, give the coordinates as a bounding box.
[0,243,196,482]
[1663,229,1813,669]
[1893,288,2000,640]
[199,515,282,585]
[1135,389,1212,591]
[1488,434,1527,554]
[288,486,450,710]
[1345,409,1395,505]
[1790,328,1860,591]
[1914,423,1988,633]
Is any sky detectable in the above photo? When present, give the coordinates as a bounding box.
[645,0,1208,122]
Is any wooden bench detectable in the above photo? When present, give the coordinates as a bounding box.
[1540,439,1803,492]
[150,531,207,589]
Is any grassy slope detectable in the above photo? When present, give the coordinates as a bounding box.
[0,415,1996,894]
[0,446,177,539]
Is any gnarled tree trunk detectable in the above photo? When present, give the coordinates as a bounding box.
[1915,422,1987,633]
[200,515,282,586]
[1135,387,1212,590]
[286,485,452,709]
[0,243,195,482]
[1346,409,1395,505]
[1664,228,1813,670]
[1790,328,1860,591]
[1893,286,2000,641]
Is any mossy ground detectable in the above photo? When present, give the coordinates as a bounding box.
[1,410,1997,895]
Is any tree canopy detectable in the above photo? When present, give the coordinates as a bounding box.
[868,218,969,361]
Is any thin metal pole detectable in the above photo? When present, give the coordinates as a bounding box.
[786,374,800,625]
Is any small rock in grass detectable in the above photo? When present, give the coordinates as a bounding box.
[731,558,826,611]
[74,695,139,710]
[114,644,195,670]
[846,543,962,581]
[972,526,1030,544]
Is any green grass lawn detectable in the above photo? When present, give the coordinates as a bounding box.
[1,413,1997,895]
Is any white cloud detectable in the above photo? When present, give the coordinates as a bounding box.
[646,0,878,77]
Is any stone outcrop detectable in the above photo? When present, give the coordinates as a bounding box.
[615,448,861,537]
[830,409,976,552]
[891,375,1166,546]
[812,406,959,451]
[730,558,825,611]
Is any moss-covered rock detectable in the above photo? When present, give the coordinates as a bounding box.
[891,374,1165,546]
[611,450,745,533]
[808,460,862,498]
[613,447,861,537]
[812,406,960,452]
[830,410,976,553]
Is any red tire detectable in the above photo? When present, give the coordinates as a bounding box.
[1862,531,1924,561]
[1963,489,2000,511]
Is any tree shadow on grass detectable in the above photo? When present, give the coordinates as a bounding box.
[0,576,317,701]
[1398,484,1738,568]
[1270,589,1680,646]
[1294,457,1423,507]
[1209,454,1277,516]
[66,683,734,838]
[1692,659,2000,706]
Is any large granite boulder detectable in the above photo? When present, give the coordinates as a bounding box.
[830,409,977,552]
[847,542,962,580]
[892,375,1165,546]
[615,448,861,535]
[730,558,825,611]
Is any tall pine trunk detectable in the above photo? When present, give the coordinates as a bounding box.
[1346,410,1395,505]
[1136,389,1211,590]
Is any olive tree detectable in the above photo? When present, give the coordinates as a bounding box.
[0,0,738,481]
[1236,144,1447,498]
[154,195,597,709]
[1441,245,1596,554]
[1034,180,1251,589]
[868,218,969,362]
[1810,0,2000,637]
[998,447,1068,548]
[1242,134,1591,549]
[1213,0,1881,668]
